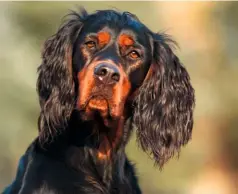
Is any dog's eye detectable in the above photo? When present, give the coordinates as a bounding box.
[85,41,96,49]
[129,50,140,59]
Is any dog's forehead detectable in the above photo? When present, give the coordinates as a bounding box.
[81,17,150,45]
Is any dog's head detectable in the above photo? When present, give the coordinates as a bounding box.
[37,8,195,167]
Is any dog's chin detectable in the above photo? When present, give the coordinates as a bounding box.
[79,96,117,127]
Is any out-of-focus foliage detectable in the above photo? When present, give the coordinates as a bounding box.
[0,2,237,194]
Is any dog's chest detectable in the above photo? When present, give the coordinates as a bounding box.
[38,176,136,194]
[31,157,138,194]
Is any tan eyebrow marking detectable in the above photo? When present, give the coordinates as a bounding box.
[118,34,134,46]
[98,31,111,46]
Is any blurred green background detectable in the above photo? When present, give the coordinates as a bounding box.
[0,2,238,194]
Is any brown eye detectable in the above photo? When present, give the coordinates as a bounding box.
[85,41,96,49]
[129,50,140,59]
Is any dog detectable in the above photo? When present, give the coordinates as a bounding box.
[3,8,195,194]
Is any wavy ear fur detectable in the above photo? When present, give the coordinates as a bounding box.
[133,33,195,168]
[37,10,87,144]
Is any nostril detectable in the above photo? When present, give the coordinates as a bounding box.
[95,66,108,77]
[111,72,120,82]
[99,67,108,76]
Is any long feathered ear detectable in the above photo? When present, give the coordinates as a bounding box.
[133,33,195,168]
[37,10,86,144]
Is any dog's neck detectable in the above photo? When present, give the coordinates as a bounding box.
[68,114,132,186]
[38,112,132,185]
[69,112,126,147]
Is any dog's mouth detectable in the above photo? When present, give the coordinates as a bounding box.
[78,94,115,126]
[87,95,109,116]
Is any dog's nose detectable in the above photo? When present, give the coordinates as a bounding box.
[94,63,120,84]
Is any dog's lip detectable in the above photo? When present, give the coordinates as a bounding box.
[88,94,108,105]
[78,94,109,111]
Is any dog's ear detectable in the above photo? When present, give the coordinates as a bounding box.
[133,33,195,168]
[37,10,87,144]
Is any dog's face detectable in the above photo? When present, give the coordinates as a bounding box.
[73,16,152,125]
[37,9,195,167]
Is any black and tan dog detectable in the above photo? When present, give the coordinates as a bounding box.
[4,8,195,194]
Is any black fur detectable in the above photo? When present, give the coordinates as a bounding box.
[133,34,195,167]
[3,8,195,194]
[37,12,83,144]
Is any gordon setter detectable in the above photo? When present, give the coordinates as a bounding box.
[3,8,195,194]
